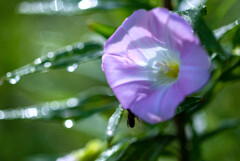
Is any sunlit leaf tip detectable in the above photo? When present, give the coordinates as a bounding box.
[0,86,115,121]
[106,104,123,145]
[0,42,103,85]
[214,18,240,40]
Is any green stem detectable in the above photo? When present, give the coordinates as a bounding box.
[189,120,202,161]
[174,115,189,161]
[163,0,173,10]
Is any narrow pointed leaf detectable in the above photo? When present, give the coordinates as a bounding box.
[233,27,240,47]
[175,97,205,115]
[97,135,174,161]
[0,42,103,85]
[88,22,116,39]
[106,104,123,145]
[178,0,206,11]
[0,87,117,121]
[18,0,151,15]
[200,118,240,141]
[96,138,137,161]
[111,135,174,161]
[214,18,240,40]
[178,5,228,61]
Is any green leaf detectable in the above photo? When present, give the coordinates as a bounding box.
[88,22,116,39]
[209,0,238,27]
[106,105,124,145]
[178,5,228,61]
[97,135,174,161]
[57,139,106,161]
[219,56,240,81]
[177,0,206,11]
[96,138,137,161]
[177,5,207,25]
[24,154,59,161]
[18,0,151,15]
[0,42,103,85]
[199,118,240,141]
[111,135,174,161]
[214,18,240,40]
[233,27,240,48]
[175,97,205,115]
[0,87,117,121]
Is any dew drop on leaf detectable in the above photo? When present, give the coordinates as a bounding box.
[9,75,20,85]
[64,119,74,128]
[34,58,42,64]
[44,62,52,68]
[67,64,78,72]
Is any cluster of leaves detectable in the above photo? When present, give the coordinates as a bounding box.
[1,0,240,161]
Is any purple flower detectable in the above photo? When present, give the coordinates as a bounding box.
[102,8,210,124]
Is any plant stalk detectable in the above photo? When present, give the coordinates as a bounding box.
[163,0,173,10]
[174,115,190,161]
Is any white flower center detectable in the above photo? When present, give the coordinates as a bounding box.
[146,48,180,87]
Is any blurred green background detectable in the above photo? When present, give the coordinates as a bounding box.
[0,0,240,160]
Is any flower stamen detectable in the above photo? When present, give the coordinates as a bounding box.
[157,61,179,79]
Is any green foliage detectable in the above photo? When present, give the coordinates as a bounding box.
[200,118,240,141]
[175,97,205,115]
[214,18,240,40]
[0,42,103,85]
[17,0,151,15]
[0,87,116,121]
[178,5,228,61]
[1,0,240,161]
[97,135,174,161]
[106,105,123,145]
[88,22,117,39]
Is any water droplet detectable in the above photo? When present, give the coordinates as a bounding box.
[41,105,50,115]
[50,101,60,110]
[77,42,84,49]
[66,98,79,107]
[235,20,239,25]
[24,107,38,118]
[78,0,98,10]
[44,62,52,68]
[47,52,54,58]
[107,130,113,136]
[30,67,36,73]
[66,45,73,52]
[0,110,5,119]
[64,119,74,128]
[67,64,78,72]
[50,0,64,11]
[6,72,12,77]
[34,58,42,64]
[9,75,20,84]
[0,79,3,87]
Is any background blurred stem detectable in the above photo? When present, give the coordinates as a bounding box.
[189,120,202,161]
[174,115,189,161]
[163,0,173,10]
